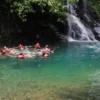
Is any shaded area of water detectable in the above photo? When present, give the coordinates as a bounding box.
[0,42,100,100]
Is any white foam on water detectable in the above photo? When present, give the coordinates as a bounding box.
[9,46,42,58]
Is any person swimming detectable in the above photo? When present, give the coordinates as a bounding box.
[0,44,54,59]
[10,49,19,55]
[34,43,41,49]
[18,44,24,50]
[2,46,11,56]
[0,50,3,55]
[42,52,48,58]
[43,45,51,54]
[3,46,10,52]
[17,53,26,59]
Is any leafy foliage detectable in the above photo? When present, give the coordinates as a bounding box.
[89,0,100,16]
[11,0,67,22]
[68,0,79,3]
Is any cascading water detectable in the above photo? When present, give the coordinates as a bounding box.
[67,1,96,42]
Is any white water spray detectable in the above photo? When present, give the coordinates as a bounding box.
[67,2,96,42]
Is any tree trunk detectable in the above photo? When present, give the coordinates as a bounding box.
[78,0,88,14]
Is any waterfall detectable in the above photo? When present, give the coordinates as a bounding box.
[67,1,96,42]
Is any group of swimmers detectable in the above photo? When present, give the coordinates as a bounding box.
[0,43,54,59]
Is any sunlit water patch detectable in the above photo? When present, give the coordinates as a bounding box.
[88,70,100,100]
[0,42,100,99]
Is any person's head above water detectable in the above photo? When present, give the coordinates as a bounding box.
[45,45,50,48]
[18,44,24,49]
[34,43,40,48]
[19,53,24,55]
[4,46,7,49]
[19,44,23,46]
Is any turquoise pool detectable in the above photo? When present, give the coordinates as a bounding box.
[0,42,100,100]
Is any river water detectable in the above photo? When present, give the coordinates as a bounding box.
[0,42,100,100]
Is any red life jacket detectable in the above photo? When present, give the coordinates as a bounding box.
[17,55,25,59]
[0,52,3,55]
[5,48,10,52]
[43,53,48,58]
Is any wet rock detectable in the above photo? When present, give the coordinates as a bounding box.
[93,27,100,40]
[94,27,100,34]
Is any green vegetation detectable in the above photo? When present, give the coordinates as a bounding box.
[0,0,100,43]
[68,0,79,3]
[89,0,100,16]
[0,0,67,43]
[11,0,67,22]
